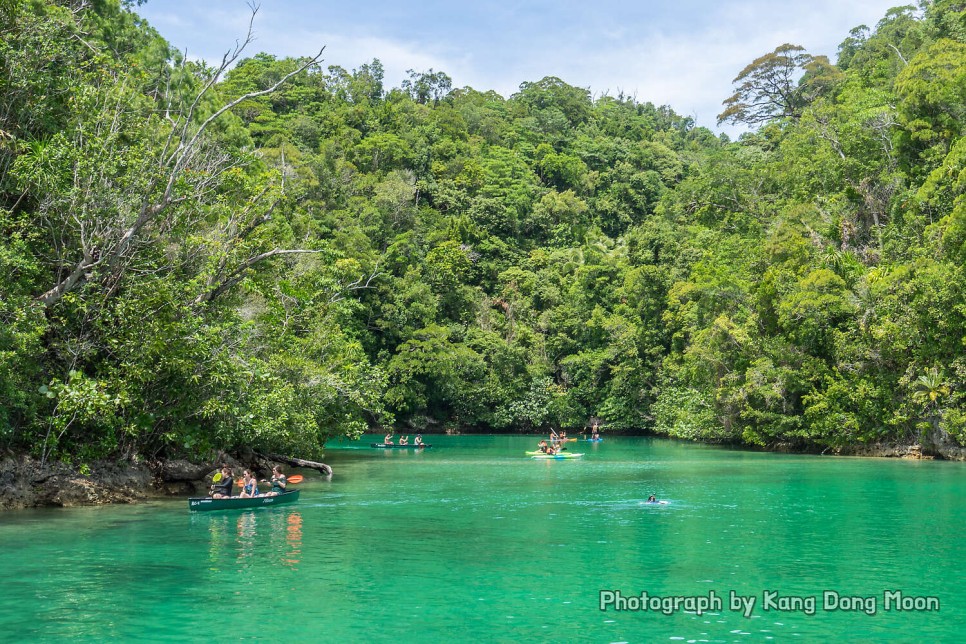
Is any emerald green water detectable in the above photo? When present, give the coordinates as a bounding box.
[1,436,962,642]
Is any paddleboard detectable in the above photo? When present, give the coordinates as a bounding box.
[530,452,584,459]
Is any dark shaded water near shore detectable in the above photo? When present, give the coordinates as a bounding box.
[1,435,962,641]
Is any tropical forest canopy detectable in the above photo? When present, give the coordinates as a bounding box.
[2,0,965,464]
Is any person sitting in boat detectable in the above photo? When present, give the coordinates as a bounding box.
[414,434,423,445]
[538,439,549,454]
[646,495,658,503]
[209,464,234,499]
[384,432,394,445]
[239,469,259,498]
[262,465,287,497]
[399,435,409,445]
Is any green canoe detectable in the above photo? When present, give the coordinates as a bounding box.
[370,443,432,448]
[188,489,300,512]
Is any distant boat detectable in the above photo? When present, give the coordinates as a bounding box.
[188,489,300,512]
[370,443,432,449]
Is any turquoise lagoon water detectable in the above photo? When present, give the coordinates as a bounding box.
[0,435,962,642]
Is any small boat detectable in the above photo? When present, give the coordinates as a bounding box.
[188,489,300,512]
[370,443,432,449]
[531,452,584,460]
[582,438,603,442]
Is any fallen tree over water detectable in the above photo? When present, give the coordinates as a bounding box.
[264,453,333,477]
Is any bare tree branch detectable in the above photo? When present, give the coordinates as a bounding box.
[194,249,324,306]
[888,43,908,67]
[329,264,382,302]
[35,4,326,308]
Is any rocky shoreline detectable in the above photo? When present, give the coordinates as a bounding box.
[2,438,963,510]
[765,441,966,460]
[0,457,157,510]
[0,453,287,511]
[829,442,966,459]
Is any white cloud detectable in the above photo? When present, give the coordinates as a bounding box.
[138,0,901,137]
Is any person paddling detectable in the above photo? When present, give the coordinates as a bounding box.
[239,469,259,498]
[262,465,287,496]
[210,464,234,499]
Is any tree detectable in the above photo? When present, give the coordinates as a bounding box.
[718,43,817,127]
[895,38,966,170]
[24,9,326,308]
[912,366,951,449]
[401,68,452,105]
[512,76,592,128]
[7,0,966,461]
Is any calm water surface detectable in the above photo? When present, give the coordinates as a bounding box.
[1,436,962,642]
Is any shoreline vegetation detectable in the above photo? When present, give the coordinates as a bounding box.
[2,432,963,511]
[2,0,966,497]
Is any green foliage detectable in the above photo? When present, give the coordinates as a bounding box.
[2,0,966,464]
[651,385,719,441]
[718,43,819,126]
[895,38,966,171]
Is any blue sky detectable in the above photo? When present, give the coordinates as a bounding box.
[136,0,903,135]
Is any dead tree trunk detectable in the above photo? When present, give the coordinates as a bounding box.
[265,453,332,477]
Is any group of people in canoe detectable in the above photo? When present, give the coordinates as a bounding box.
[382,432,424,446]
[209,463,288,499]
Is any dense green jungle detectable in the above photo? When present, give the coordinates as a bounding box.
[2,0,965,467]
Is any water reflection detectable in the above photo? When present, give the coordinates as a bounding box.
[235,512,257,563]
[206,514,230,568]
[283,512,302,569]
[196,509,303,571]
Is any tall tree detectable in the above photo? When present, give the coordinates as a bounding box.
[718,43,817,127]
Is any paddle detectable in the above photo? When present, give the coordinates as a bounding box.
[252,474,304,485]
